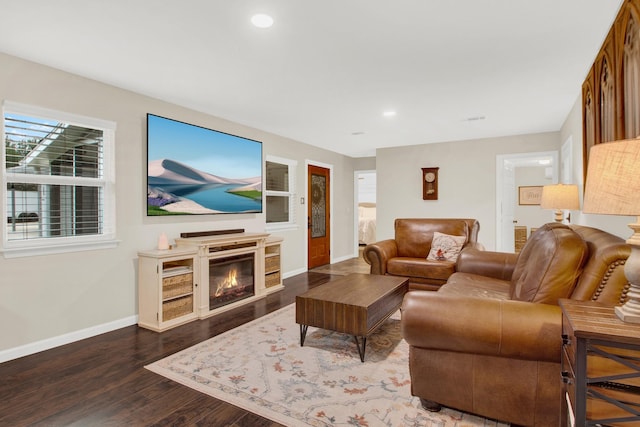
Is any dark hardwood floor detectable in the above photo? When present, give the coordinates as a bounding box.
[0,271,343,426]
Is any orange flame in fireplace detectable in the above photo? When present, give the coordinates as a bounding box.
[215,268,238,298]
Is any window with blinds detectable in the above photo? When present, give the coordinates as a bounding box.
[265,157,296,228]
[2,102,117,257]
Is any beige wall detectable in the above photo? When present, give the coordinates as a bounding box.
[375,132,561,250]
[0,52,358,359]
[376,94,637,249]
[353,157,376,171]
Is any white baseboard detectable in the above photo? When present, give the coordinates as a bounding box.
[283,267,306,279]
[0,315,138,364]
[331,254,354,264]
[1,265,346,364]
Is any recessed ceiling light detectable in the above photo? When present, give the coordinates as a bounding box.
[383,111,397,117]
[251,13,274,28]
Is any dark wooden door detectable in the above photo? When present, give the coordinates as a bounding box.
[307,164,330,269]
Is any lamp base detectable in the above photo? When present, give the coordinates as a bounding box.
[554,209,563,223]
[616,220,640,324]
[615,304,640,324]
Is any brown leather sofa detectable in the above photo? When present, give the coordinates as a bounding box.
[401,223,631,426]
[363,218,481,291]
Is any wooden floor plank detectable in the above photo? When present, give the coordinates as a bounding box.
[0,268,353,426]
[146,392,227,426]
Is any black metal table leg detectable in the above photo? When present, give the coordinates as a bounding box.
[354,335,367,362]
[300,324,308,346]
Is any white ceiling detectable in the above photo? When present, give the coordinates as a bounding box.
[0,1,623,158]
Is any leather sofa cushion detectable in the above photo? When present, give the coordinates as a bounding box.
[387,257,455,280]
[511,223,588,304]
[440,272,511,300]
[402,292,562,362]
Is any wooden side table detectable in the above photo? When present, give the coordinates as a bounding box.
[559,299,640,426]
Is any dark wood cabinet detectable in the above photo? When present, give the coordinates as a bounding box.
[560,299,640,426]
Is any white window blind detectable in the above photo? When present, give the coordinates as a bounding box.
[2,102,117,257]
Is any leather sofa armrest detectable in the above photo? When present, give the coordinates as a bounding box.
[401,292,562,362]
[463,241,485,251]
[455,247,518,281]
[363,239,398,275]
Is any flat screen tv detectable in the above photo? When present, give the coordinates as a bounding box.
[146,114,262,216]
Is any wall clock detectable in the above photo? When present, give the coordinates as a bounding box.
[422,167,439,200]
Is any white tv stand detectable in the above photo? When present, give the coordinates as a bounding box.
[138,232,283,332]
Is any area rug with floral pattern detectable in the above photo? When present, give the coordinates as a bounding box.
[146,304,509,427]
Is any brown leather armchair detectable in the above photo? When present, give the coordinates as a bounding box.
[401,223,631,426]
[363,218,481,291]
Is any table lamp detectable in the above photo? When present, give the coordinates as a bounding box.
[583,138,640,323]
[540,184,580,223]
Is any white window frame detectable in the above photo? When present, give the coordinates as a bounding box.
[1,101,118,258]
[265,155,298,231]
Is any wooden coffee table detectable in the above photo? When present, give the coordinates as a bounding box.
[295,273,409,362]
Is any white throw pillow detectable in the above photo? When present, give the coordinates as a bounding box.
[426,232,466,262]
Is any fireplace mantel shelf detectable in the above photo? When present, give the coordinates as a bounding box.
[138,233,283,332]
[176,232,269,249]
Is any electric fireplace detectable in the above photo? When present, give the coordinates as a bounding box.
[174,230,283,319]
[209,253,255,310]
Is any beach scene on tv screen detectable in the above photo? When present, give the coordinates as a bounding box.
[147,114,262,215]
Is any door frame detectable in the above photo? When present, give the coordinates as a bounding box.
[305,159,334,269]
[495,150,558,252]
[353,169,376,256]
[561,136,573,184]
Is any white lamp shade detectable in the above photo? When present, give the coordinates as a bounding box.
[583,139,640,216]
[540,184,580,210]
